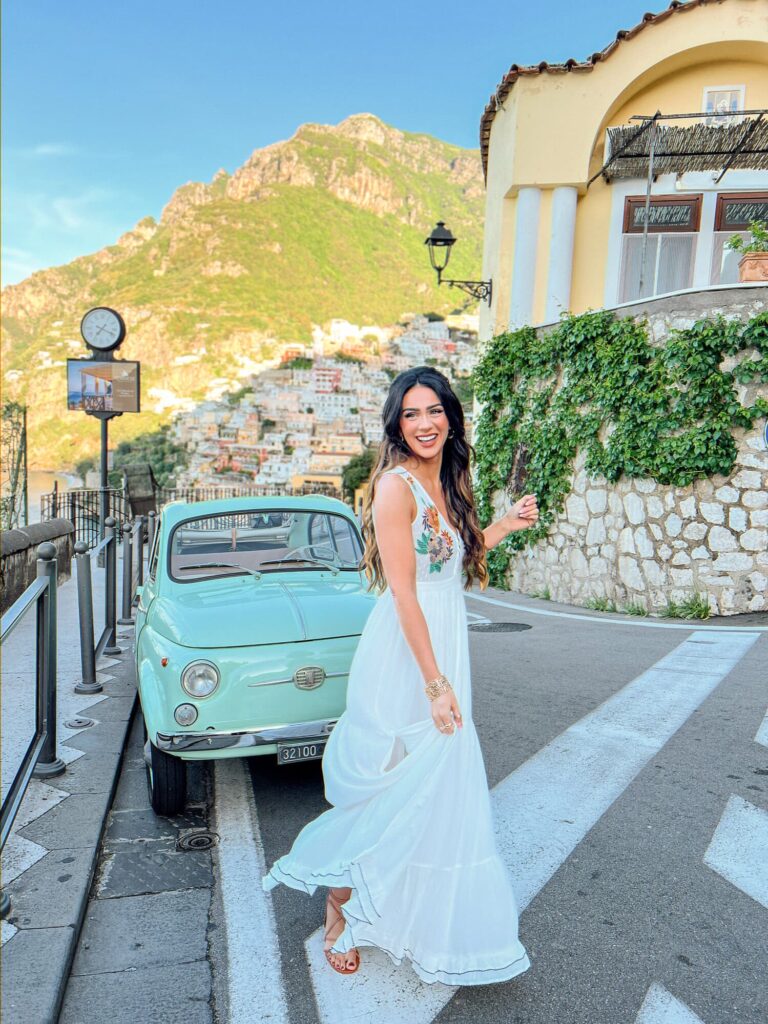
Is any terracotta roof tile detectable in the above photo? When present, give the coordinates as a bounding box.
[479,0,731,179]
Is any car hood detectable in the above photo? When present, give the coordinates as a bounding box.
[150,577,376,648]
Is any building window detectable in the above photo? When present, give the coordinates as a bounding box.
[702,85,745,127]
[711,191,768,285]
[619,195,701,302]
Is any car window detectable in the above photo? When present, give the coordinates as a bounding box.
[148,518,162,579]
[168,509,363,582]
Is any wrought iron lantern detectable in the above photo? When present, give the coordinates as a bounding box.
[424,221,492,305]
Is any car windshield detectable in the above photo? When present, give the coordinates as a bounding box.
[168,509,364,582]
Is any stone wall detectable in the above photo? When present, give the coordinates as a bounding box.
[498,286,768,617]
[1,519,75,614]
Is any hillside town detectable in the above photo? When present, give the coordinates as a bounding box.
[171,312,479,493]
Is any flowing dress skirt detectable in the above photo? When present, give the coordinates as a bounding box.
[262,573,531,986]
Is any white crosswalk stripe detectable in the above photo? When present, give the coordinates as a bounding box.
[755,710,768,748]
[634,983,706,1023]
[302,630,759,1023]
[703,794,768,910]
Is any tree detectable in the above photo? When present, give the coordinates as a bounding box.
[342,445,377,503]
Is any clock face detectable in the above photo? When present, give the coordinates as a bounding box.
[80,307,125,352]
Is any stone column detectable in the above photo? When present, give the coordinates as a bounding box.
[509,187,542,328]
[545,186,578,322]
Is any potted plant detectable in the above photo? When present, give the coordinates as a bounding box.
[725,219,768,283]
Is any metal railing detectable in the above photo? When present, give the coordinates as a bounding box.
[41,486,130,548]
[1,544,66,918]
[73,517,121,693]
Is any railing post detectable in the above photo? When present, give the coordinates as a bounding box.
[118,522,134,624]
[135,515,145,589]
[147,510,157,560]
[103,517,121,654]
[32,543,66,778]
[74,541,103,695]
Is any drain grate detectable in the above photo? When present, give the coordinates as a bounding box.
[468,622,532,633]
[64,716,95,729]
[176,829,219,852]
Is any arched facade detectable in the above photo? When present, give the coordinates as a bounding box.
[480,0,768,339]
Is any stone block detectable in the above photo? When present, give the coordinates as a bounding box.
[586,489,607,514]
[634,478,657,494]
[728,507,748,532]
[565,495,589,525]
[619,556,643,590]
[664,492,676,510]
[623,493,645,525]
[699,502,725,524]
[743,490,768,510]
[608,492,623,516]
[708,526,737,552]
[712,552,753,571]
[586,518,606,545]
[658,544,672,561]
[748,594,766,611]
[749,572,767,593]
[740,528,768,551]
[751,509,768,527]
[646,496,664,519]
[691,546,709,560]
[737,452,768,470]
[634,527,654,558]
[732,469,762,489]
[671,551,691,566]
[670,568,693,586]
[618,527,635,554]
[600,543,616,560]
[714,486,739,503]
[649,523,663,541]
[642,560,666,587]
[679,496,697,518]
[683,521,707,541]
[665,513,682,537]
[572,470,588,495]
[569,548,589,576]
[589,556,608,576]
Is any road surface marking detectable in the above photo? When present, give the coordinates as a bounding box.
[213,759,289,1024]
[703,794,768,910]
[756,711,768,748]
[635,984,705,1023]
[303,630,758,1023]
[466,591,768,631]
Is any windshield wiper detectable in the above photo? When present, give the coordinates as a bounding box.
[176,562,262,580]
[260,557,339,574]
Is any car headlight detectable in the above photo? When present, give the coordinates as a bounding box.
[181,660,220,698]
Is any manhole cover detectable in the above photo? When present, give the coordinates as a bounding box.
[468,622,532,633]
[64,717,95,729]
[177,829,219,852]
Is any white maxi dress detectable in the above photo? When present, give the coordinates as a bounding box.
[262,465,531,986]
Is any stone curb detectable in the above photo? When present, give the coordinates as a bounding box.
[1,637,138,1024]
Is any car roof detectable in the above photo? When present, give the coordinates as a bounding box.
[157,493,356,528]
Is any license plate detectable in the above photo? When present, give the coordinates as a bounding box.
[277,739,327,765]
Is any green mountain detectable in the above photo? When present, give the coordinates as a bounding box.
[1,114,484,470]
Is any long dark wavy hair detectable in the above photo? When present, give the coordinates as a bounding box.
[359,366,488,594]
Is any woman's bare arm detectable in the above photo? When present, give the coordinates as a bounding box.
[481,494,539,551]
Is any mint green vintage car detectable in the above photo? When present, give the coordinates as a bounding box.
[135,496,376,814]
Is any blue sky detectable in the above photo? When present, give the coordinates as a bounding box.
[3,0,659,285]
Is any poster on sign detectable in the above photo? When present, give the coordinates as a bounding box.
[67,359,141,414]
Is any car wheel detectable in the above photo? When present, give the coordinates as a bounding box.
[141,715,187,816]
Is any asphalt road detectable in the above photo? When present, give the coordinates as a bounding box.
[232,590,768,1024]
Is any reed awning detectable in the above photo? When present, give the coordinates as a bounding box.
[591,111,768,185]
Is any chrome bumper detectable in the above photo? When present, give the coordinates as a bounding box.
[155,717,338,753]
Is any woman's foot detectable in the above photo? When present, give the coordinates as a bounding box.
[323,887,360,974]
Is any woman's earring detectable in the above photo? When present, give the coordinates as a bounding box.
[447,429,455,438]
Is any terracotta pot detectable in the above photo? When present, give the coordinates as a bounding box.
[738,251,768,283]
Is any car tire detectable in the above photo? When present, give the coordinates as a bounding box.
[142,715,187,815]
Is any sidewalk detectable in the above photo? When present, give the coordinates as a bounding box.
[1,565,137,1024]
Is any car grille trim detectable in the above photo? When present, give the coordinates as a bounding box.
[247,670,346,688]
[155,717,339,752]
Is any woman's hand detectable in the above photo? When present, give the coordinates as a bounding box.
[504,494,539,533]
[430,688,463,734]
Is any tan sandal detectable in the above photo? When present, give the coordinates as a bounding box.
[323,888,360,974]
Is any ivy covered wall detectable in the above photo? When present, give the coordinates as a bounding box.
[471,288,768,616]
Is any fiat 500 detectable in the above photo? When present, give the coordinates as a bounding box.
[135,495,376,814]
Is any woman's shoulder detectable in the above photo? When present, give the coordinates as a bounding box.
[373,467,418,522]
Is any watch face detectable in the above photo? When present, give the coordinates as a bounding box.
[80,307,125,351]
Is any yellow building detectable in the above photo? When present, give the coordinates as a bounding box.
[479,0,768,338]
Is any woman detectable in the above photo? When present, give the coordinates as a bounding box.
[262,366,539,985]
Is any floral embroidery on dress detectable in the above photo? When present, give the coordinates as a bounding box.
[406,473,455,573]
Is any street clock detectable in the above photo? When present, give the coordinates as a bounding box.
[80,307,126,353]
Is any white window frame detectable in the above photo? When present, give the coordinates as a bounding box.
[702,85,746,126]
